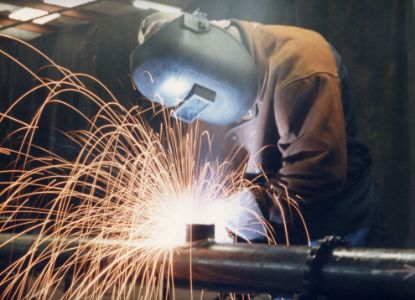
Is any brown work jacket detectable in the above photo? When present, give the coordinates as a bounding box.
[199,21,376,242]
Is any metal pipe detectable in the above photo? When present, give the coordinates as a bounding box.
[170,242,415,299]
[0,234,414,299]
[322,247,415,299]
[171,241,309,297]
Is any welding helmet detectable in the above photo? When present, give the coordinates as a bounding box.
[130,12,259,125]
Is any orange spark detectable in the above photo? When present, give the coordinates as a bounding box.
[0,34,306,300]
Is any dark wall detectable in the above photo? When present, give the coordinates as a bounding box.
[1,0,413,247]
[0,11,148,156]
[406,0,415,246]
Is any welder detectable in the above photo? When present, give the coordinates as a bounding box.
[130,12,381,247]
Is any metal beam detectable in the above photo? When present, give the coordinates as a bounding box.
[110,0,192,10]
[0,16,56,34]
[0,0,107,20]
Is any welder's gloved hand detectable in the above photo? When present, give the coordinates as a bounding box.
[226,188,267,241]
[243,174,298,224]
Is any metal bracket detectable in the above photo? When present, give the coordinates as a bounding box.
[296,236,349,300]
[182,11,211,33]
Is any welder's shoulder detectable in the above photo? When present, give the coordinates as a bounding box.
[243,22,339,90]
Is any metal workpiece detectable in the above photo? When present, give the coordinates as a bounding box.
[0,233,415,299]
[171,242,309,296]
[322,247,415,299]
[185,223,215,243]
[169,242,415,298]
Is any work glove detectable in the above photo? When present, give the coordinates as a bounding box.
[243,173,297,224]
[244,173,302,225]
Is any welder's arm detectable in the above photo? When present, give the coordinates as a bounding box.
[272,73,347,202]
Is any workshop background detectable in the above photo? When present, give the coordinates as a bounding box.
[1,0,414,248]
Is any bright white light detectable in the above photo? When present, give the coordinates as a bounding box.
[9,7,48,21]
[148,187,267,247]
[133,0,181,13]
[147,188,235,247]
[33,13,61,24]
[43,0,96,8]
[160,77,189,99]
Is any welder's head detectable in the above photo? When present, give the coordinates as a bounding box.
[130,12,259,125]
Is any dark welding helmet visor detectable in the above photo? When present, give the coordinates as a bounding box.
[130,13,259,125]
